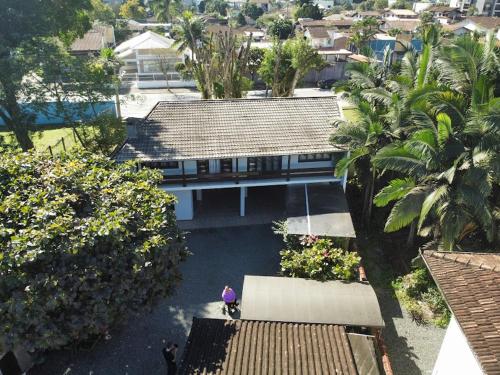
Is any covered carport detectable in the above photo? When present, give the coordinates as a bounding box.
[286,183,356,239]
[240,275,385,329]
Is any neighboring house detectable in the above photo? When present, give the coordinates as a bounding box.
[384,9,419,19]
[299,19,355,31]
[450,0,500,16]
[422,251,500,375]
[179,275,389,374]
[369,33,422,60]
[443,16,500,39]
[114,31,194,89]
[381,19,422,34]
[70,24,115,56]
[356,10,383,19]
[115,97,348,222]
[412,1,434,13]
[426,5,463,23]
[314,0,336,10]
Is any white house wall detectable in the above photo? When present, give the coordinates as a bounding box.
[171,190,194,220]
[432,315,484,375]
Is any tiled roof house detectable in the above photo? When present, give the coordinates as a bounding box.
[422,251,500,375]
[116,97,351,227]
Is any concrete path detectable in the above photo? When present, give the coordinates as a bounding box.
[32,225,282,375]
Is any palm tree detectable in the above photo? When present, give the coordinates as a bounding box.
[150,0,180,22]
[373,112,497,250]
[173,12,212,98]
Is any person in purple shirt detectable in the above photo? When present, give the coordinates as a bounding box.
[222,286,238,314]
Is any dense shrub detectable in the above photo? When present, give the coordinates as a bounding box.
[393,267,450,327]
[0,150,188,353]
[280,238,361,281]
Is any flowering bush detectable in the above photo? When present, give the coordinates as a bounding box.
[280,238,361,281]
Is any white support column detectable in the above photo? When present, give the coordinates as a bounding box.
[342,151,350,192]
[196,189,202,201]
[240,187,246,217]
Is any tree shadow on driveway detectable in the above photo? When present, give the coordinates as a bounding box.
[32,225,282,375]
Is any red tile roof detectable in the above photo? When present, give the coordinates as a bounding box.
[422,251,500,374]
[179,318,360,375]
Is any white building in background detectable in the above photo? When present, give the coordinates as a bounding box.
[449,0,500,15]
[115,31,195,89]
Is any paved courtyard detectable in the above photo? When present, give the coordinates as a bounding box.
[32,224,444,375]
[33,226,282,375]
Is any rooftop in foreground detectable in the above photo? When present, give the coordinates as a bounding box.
[422,251,500,374]
[179,318,380,375]
[115,97,342,162]
[240,275,385,328]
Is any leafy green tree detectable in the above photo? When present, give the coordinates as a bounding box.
[390,0,412,9]
[119,0,147,19]
[150,0,181,22]
[75,114,126,154]
[248,47,265,80]
[198,0,206,12]
[0,150,187,353]
[387,28,402,37]
[374,0,388,10]
[267,18,294,40]
[357,0,375,11]
[236,12,247,26]
[88,0,116,24]
[242,2,264,20]
[205,0,228,16]
[259,35,325,96]
[0,0,92,150]
[175,13,253,98]
[295,3,323,20]
[349,17,379,53]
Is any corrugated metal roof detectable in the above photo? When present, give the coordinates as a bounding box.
[116,97,342,162]
[422,251,500,374]
[240,275,385,328]
[179,318,360,375]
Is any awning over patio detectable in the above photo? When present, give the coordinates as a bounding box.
[286,183,356,238]
[240,275,385,329]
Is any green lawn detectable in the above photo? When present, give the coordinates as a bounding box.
[342,108,359,122]
[1,127,79,152]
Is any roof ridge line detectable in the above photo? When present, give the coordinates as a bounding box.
[424,250,500,272]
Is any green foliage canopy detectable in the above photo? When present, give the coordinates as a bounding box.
[280,239,361,281]
[295,3,323,20]
[267,18,294,40]
[0,0,94,150]
[0,151,187,352]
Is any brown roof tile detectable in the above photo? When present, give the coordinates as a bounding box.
[116,97,341,162]
[422,251,500,375]
[307,26,331,39]
[466,16,500,30]
[179,318,360,375]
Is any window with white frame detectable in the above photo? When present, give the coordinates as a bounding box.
[298,153,332,162]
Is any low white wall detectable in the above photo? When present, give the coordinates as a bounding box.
[432,315,483,375]
[172,190,193,220]
[137,80,196,89]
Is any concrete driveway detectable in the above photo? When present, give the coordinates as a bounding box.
[32,225,282,375]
